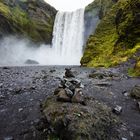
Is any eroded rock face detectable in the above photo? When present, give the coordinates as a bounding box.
[0,0,57,43]
[81,0,140,69]
[41,96,119,140]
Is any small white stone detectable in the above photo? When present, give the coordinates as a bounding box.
[122,137,128,140]
[130,131,134,137]
[18,108,23,112]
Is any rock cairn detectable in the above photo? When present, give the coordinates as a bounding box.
[54,68,85,105]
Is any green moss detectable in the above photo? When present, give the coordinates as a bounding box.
[0,1,56,43]
[81,0,140,69]
[128,59,140,77]
[85,0,115,18]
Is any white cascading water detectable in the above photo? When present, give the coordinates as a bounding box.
[51,9,85,65]
[0,9,85,66]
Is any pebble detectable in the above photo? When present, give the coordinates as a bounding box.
[112,105,122,115]
[0,83,3,87]
[0,95,5,99]
[4,136,14,140]
[122,91,129,96]
[129,131,134,137]
[65,88,73,97]
[137,102,140,111]
[121,138,127,140]
[18,108,23,112]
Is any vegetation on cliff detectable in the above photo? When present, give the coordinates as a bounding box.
[0,0,57,43]
[81,0,140,76]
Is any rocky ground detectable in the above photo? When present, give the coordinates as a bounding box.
[0,66,140,140]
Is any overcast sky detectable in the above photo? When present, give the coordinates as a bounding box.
[45,0,93,11]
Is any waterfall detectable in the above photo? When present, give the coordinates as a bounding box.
[0,9,85,66]
[51,9,85,65]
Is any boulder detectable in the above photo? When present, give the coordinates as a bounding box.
[41,96,119,140]
[64,68,75,78]
[25,59,39,64]
[130,85,140,99]
[57,89,71,102]
[71,88,85,105]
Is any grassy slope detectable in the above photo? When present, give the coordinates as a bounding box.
[81,0,140,76]
[0,0,56,43]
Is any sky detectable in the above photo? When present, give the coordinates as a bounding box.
[45,0,94,11]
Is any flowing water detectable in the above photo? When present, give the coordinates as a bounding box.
[52,9,85,65]
[0,9,85,66]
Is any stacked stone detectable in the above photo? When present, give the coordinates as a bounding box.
[54,74,85,105]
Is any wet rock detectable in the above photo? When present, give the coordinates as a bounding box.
[58,84,63,88]
[4,136,14,140]
[71,88,85,105]
[122,91,129,97]
[0,95,6,104]
[65,81,75,91]
[94,82,112,87]
[129,131,134,137]
[25,59,39,65]
[121,137,128,140]
[137,102,140,111]
[113,105,122,115]
[14,87,22,95]
[89,72,106,79]
[41,96,119,140]
[18,108,24,112]
[130,85,140,99]
[0,83,3,87]
[64,68,75,78]
[54,88,63,95]
[65,88,73,98]
[3,67,9,70]
[50,69,56,73]
[57,89,71,102]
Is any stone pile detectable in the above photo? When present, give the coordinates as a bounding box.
[54,76,85,105]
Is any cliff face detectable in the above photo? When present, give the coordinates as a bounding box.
[82,0,140,75]
[84,0,115,43]
[0,0,57,44]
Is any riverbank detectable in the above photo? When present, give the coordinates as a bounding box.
[0,66,139,140]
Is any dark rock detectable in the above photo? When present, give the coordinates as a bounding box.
[3,67,9,70]
[0,95,6,104]
[65,88,73,98]
[65,68,75,78]
[137,102,140,111]
[41,96,119,140]
[71,88,85,105]
[94,82,112,87]
[14,87,22,95]
[113,105,122,115]
[25,59,39,65]
[65,81,75,91]
[54,88,63,95]
[89,72,106,79]
[130,85,140,99]
[57,89,71,102]
[50,69,56,73]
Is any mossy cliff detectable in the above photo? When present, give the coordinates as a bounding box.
[81,0,140,76]
[0,0,57,43]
